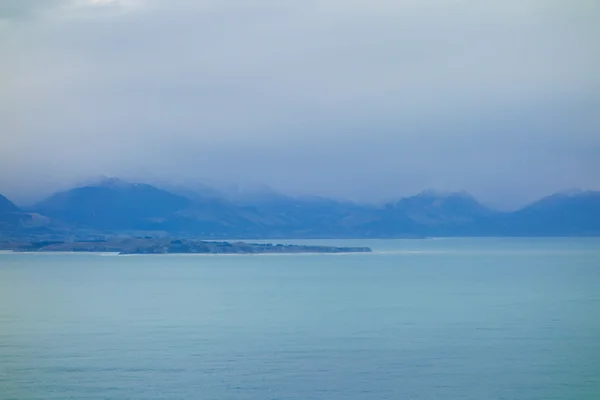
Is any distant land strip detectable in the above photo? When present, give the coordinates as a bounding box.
[0,238,372,255]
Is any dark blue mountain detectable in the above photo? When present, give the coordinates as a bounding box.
[32,178,193,231]
[504,191,600,236]
[184,183,372,237]
[363,191,498,236]
[388,191,495,221]
[250,196,370,237]
[0,193,20,215]
[0,193,55,236]
[10,180,600,238]
[0,193,22,231]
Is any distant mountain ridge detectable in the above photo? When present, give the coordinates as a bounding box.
[505,191,600,236]
[1,179,599,238]
[0,194,22,231]
[33,179,193,231]
[0,193,53,235]
[366,191,500,236]
[0,194,20,215]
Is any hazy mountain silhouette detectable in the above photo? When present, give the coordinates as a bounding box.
[1,180,597,238]
[0,194,22,231]
[503,191,600,236]
[0,193,54,235]
[363,191,499,236]
[0,193,20,215]
[32,178,192,231]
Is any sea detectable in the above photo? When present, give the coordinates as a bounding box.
[1,238,599,400]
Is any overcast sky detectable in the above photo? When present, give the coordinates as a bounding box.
[1,0,599,207]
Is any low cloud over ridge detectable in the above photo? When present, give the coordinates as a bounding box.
[1,0,599,206]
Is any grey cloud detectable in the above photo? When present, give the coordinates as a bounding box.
[1,0,599,206]
[0,0,68,20]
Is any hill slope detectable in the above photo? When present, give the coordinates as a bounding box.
[504,191,600,236]
[32,179,193,231]
[0,194,20,215]
[11,181,600,238]
[360,191,499,236]
[0,193,22,231]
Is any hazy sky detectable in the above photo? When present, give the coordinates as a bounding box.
[1,0,599,206]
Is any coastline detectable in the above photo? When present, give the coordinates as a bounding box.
[0,238,372,255]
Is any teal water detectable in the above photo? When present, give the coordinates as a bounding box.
[1,238,599,400]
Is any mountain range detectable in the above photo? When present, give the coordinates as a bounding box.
[1,178,599,239]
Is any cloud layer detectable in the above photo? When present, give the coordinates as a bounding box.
[1,0,599,206]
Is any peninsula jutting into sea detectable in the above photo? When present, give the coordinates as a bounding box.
[1,238,372,255]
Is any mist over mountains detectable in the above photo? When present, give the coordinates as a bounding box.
[1,178,599,239]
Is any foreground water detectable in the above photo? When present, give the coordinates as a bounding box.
[1,238,599,400]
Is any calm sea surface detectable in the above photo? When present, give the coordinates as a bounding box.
[1,238,599,400]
